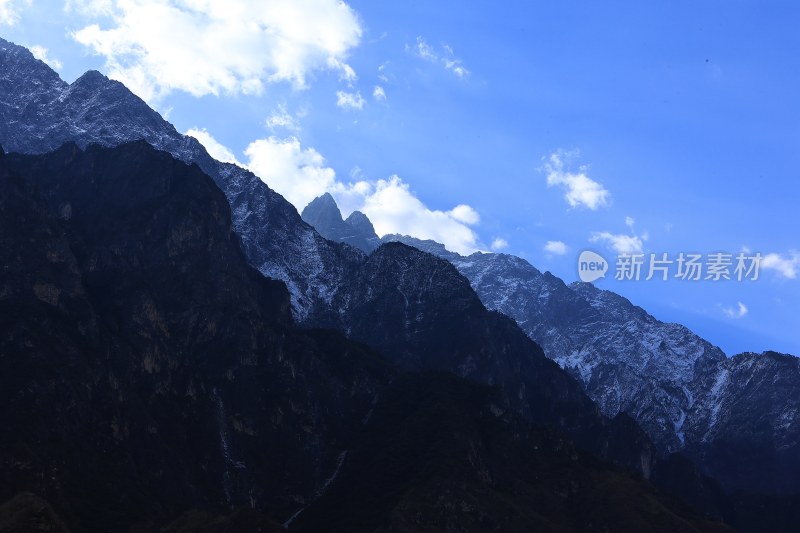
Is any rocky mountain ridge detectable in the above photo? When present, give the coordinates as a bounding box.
[1,35,798,529]
[302,195,800,496]
[0,138,734,533]
[301,192,380,253]
[0,36,358,323]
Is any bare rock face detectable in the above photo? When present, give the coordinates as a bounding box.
[684,351,800,495]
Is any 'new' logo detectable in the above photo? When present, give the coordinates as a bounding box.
[578,251,608,283]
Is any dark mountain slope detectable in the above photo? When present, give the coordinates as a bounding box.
[686,351,800,495]
[311,242,657,475]
[0,492,71,533]
[376,235,800,495]
[0,40,656,480]
[0,142,741,532]
[0,142,388,531]
[296,372,731,533]
[379,233,727,454]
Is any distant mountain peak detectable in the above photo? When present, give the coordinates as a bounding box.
[73,69,107,83]
[69,69,123,92]
[0,36,33,57]
[301,193,379,253]
[0,36,66,100]
[318,191,337,203]
[381,233,455,259]
[344,210,375,233]
[302,192,343,222]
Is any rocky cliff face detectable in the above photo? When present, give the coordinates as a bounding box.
[0,37,359,323]
[685,351,800,495]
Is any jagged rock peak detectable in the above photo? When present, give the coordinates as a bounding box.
[72,69,108,84]
[301,193,380,253]
[301,192,344,226]
[315,191,337,206]
[344,210,375,233]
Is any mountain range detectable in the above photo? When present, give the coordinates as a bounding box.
[302,192,800,497]
[1,35,798,531]
[1,123,734,533]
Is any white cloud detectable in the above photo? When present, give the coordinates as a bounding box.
[722,301,748,319]
[490,238,508,251]
[64,0,113,16]
[350,166,364,180]
[543,151,610,210]
[0,0,28,25]
[357,177,479,255]
[443,58,469,78]
[410,36,470,78]
[185,127,239,164]
[336,90,365,110]
[71,0,363,102]
[448,204,480,225]
[241,135,480,254]
[29,45,63,70]
[180,126,481,254]
[591,231,647,255]
[761,252,800,279]
[625,216,635,228]
[265,104,301,132]
[373,85,386,101]
[414,37,437,62]
[544,240,568,255]
[245,136,338,210]
[377,61,390,83]
[332,59,357,85]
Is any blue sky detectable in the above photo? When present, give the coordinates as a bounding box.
[2,0,799,355]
